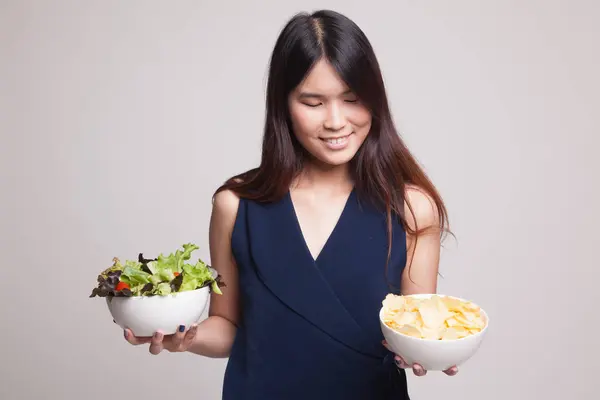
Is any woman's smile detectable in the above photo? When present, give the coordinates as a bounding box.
[319,132,353,150]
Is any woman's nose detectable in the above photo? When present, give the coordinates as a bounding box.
[323,103,347,131]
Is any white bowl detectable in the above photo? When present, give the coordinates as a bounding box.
[379,293,489,371]
[106,286,210,337]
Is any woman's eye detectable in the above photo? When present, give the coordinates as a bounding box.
[345,99,358,103]
[304,102,321,108]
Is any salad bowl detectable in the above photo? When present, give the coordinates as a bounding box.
[90,243,224,337]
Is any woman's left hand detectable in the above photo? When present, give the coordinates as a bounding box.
[382,340,459,377]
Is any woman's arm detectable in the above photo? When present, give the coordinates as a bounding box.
[186,188,241,357]
[400,185,442,295]
[389,186,460,376]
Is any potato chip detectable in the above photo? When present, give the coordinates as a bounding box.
[384,294,407,311]
[395,311,418,326]
[381,294,486,340]
[440,328,458,340]
[418,299,450,330]
[397,324,422,338]
[420,326,443,340]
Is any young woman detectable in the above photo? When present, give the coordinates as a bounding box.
[124,9,457,399]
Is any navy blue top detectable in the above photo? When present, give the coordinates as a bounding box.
[223,188,410,399]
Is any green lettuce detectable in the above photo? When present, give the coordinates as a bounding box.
[89,243,225,298]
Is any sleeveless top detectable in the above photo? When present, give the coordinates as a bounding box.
[222,187,411,400]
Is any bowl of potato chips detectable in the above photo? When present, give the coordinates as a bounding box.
[379,293,489,371]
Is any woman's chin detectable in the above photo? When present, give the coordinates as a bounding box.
[309,148,359,168]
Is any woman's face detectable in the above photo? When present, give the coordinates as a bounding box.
[288,59,372,168]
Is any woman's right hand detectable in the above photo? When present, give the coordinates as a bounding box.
[123,324,199,355]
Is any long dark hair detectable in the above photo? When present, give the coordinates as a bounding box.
[214,10,450,283]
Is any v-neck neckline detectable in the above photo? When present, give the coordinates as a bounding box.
[286,187,355,264]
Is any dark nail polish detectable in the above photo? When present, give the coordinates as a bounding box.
[113,319,116,323]
[179,325,185,332]
[123,330,128,339]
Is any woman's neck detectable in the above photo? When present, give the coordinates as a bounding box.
[292,160,353,194]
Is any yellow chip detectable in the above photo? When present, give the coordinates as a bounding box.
[440,327,461,340]
[397,325,422,338]
[381,294,486,341]
[394,311,418,326]
[420,326,443,340]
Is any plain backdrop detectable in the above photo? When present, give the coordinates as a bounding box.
[1,0,599,399]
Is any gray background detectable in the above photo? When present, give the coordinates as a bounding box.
[1,0,599,399]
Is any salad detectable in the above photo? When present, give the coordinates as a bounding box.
[89,243,224,297]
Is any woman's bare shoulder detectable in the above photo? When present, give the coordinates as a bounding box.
[403,184,441,232]
[212,188,241,229]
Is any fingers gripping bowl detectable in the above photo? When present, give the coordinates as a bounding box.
[90,243,225,337]
[379,293,489,371]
